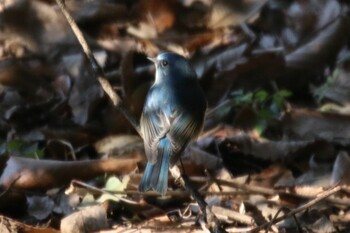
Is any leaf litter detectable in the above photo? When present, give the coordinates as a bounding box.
[0,0,350,232]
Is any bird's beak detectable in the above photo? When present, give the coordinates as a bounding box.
[147,57,157,64]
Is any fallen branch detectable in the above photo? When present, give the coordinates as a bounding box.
[0,156,141,190]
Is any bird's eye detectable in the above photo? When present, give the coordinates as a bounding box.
[161,60,168,67]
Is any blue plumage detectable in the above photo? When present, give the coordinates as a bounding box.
[139,139,171,194]
[139,52,207,195]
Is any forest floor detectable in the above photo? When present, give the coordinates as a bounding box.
[0,0,350,232]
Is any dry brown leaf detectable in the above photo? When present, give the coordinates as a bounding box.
[0,0,72,54]
[224,132,331,161]
[313,60,350,105]
[136,0,176,33]
[293,186,324,197]
[309,215,336,233]
[69,1,130,25]
[285,16,349,71]
[61,205,108,233]
[0,59,53,97]
[0,215,59,233]
[208,0,266,29]
[26,195,55,220]
[94,134,143,157]
[331,151,350,185]
[281,108,350,144]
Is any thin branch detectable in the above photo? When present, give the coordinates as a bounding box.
[170,166,226,233]
[190,177,350,206]
[249,185,342,233]
[0,175,21,198]
[215,178,275,196]
[265,207,285,233]
[69,180,248,197]
[67,180,138,205]
[55,0,141,135]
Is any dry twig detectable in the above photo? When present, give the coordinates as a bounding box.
[249,185,342,233]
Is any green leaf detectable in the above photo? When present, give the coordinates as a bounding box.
[253,117,268,135]
[230,89,244,97]
[23,143,44,159]
[272,95,283,110]
[96,176,128,203]
[235,92,253,105]
[272,90,291,110]
[104,176,124,192]
[81,193,96,205]
[122,175,130,189]
[5,140,44,159]
[6,139,24,152]
[275,89,292,98]
[256,109,273,120]
[254,90,269,103]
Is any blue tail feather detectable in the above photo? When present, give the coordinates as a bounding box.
[139,139,171,195]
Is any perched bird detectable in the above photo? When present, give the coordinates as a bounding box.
[139,52,207,195]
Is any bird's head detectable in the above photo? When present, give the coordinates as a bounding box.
[148,52,197,83]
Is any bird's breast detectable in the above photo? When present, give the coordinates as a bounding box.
[146,84,175,108]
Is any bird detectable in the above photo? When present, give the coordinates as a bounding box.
[139,52,207,195]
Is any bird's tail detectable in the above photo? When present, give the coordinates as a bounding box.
[139,139,171,195]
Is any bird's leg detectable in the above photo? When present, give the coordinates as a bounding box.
[179,157,186,174]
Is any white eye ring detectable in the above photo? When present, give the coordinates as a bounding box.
[161,60,168,67]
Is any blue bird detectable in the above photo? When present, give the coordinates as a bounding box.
[139,52,207,195]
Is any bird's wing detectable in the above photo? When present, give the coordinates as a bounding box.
[140,110,171,164]
[168,111,203,155]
